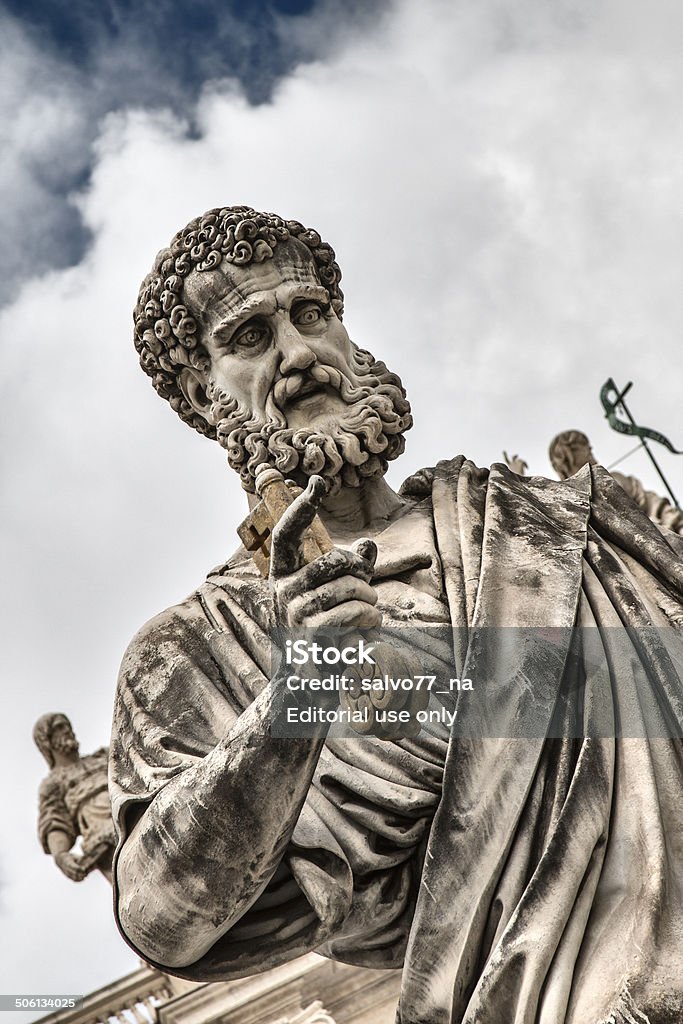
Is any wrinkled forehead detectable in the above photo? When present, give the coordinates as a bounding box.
[183,240,322,325]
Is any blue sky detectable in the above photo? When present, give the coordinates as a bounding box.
[0,0,387,302]
[1,0,682,1013]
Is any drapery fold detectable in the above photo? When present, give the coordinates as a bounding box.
[110,458,683,1022]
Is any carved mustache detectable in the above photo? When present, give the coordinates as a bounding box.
[53,735,78,751]
[271,363,365,411]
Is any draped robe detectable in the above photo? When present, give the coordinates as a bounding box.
[110,458,683,1024]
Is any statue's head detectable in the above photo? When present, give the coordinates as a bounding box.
[33,713,79,769]
[549,430,597,480]
[133,206,412,494]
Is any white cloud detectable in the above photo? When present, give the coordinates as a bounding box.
[2,0,683,1006]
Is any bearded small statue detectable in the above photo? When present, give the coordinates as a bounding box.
[34,713,115,882]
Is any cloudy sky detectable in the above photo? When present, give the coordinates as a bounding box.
[2,0,682,1012]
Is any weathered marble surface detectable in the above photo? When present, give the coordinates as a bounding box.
[112,207,683,1023]
[34,713,115,882]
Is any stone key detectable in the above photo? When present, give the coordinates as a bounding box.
[237,465,334,577]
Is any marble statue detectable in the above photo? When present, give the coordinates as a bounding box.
[111,207,683,1024]
[549,429,683,534]
[34,713,115,882]
[502,450,528,476]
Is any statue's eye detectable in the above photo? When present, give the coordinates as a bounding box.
[292,302,323,327]
[232,320,269,350]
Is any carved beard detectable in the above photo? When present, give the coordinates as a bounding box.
[52,733,78,756]
[208,348,412,494]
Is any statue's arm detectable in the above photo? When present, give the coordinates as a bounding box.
[116,478,379,970]
[613,472,683,534]
[46,831,72,856]
[37,778,89,882]
[46,831,90,882]
[116,683,329,968]
[503,451,528,476]
[645,492,683,534]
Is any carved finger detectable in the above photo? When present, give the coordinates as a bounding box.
[277,547,376,603]
[305,601,383,632]
[352,538,378,567]
[270,476,327,578]
[288,576,378,626]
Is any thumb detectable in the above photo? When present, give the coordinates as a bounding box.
[352,537,378,568]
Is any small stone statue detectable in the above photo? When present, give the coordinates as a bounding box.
[549,429,683,534]
[502,451,528,475]
[34,713,115,882]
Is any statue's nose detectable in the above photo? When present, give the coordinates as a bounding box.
[277,322,317,374]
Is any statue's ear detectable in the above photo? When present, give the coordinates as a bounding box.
[178,367,213,425]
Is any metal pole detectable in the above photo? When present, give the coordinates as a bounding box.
[607,441,644,471]
[611,383,681,509]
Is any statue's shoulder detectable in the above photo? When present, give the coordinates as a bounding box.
[399,456,493,498]
[38,771,63,802]
[399,466,437,498]
[123,591,205,649]
[204,545,263,585]
[84,747,109,766]
[124,549,258,654]
[118,553,266,698]
[118,586,220,688]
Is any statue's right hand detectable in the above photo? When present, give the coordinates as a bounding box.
[270,476,382,632]
[55,851,87,882]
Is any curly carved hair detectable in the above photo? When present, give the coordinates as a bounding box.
[133,206,344,438]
